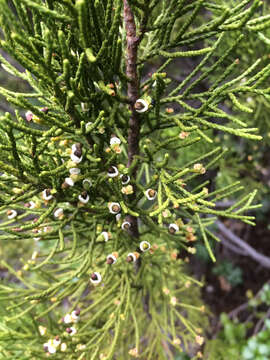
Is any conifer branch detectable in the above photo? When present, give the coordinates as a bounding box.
[0,0,267,357]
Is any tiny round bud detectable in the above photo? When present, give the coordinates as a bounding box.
[28,201,36,209]
[66,326,77,336]
[173,338,181,345]
[53,337,61,347]
[42,189,53,201]
[38,325,47,336]
[63,314,72,324]
[54,208,64,219]
[71,309,80,322]
[170,296,177,306]
[120,174,130,185]
[44,340,57,354]
[121,185,133,195]
[121,221,131,230]
[78,191,89,204]
[107,166,119,178]
[134,99,149,113]
[61,343,67,352]
[70,144,83,163]
[139,241,151,252]
[193,163,206,174]
[106,253,118,265]
[25,111,33,122]
[7,209,17,220]
[110,136,121,146]
[90,272,102,284]
[129,347,139,358]
[179,131,189,139]
[62,177,74,188]
[126,252,139,263]
[187,247,196,254]
[145,189,157,200]
[163,287,170,295]
[76,344,86,351]
[108,202,121,214]
[195,335,204,346]
[100,231,110,242]
[168,223,179,234]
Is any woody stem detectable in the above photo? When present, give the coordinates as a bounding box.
[123,0,140,239]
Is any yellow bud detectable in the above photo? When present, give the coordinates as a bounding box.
[179,131,189,139]
[173,338,181,345]
[12,187,22,194]
[163,287,170,295]
[128,347,139,358]
[195,335,204,346]
[121,185,134,195]
[170,296,177,306]
[38,325,47,336]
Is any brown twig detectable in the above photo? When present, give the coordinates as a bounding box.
[254,308,270,335]
[123,0,141,239]
[217,221,270,269]
[123,0,152,321]
[218,234,248,256]
[124,0,140,165]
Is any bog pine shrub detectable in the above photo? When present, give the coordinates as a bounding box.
[0,0,268,359]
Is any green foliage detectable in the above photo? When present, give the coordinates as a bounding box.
[204,314,248,360]
[175,353,191,360]
[259,284,270,306]
[202,0,270,203]
[0,0,267,358]
[212,260,243,288]
[206,317,270,360]
[205,283,270,360]
[242,320,270,360]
